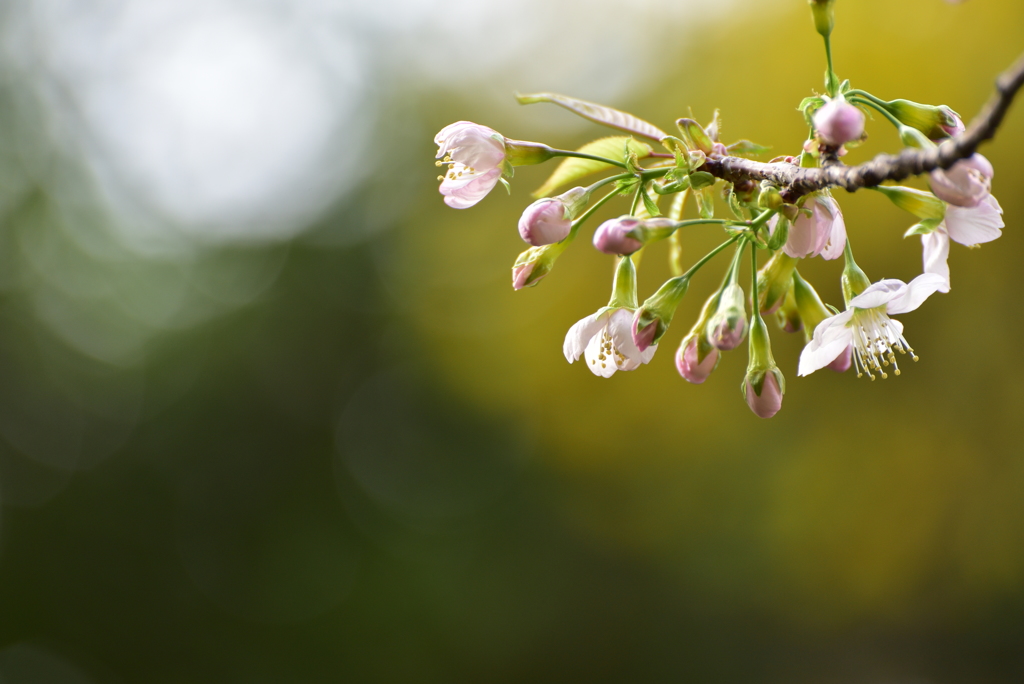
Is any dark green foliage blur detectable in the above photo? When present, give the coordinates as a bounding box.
[0,1,1023,682]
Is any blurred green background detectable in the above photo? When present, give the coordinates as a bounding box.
[0,0,1022,681]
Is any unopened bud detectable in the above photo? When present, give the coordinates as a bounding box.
[632,275,690,351]
[757,252,798,315]
[593,216,644,256]
[813,98,865,147]
[744,370,784,419]
[882,100,965,140]
[775,281,803,334]
[512,244,562,290]
[676,118,714,155]
[518,199,571,246]
[518,187,587,246]
[758,184,784,211]
[742,316,785,419]
[675,333,719,385]
[808,0,836,38]
[707,283,747,351]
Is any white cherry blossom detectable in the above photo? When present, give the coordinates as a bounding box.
[769,193,846,260]
[564,307,657,378]
[922,194,1004,291]
[798,273,947,379]
[434,121,506,209]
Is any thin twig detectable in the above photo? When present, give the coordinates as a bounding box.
[702,50,1024,202]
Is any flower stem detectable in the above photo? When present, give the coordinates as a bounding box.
[548,149,627,169]
[824,35,837,97]
[682,235,741,280]
[848,95,903,129]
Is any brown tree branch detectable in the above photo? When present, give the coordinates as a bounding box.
[702,50,1024,202]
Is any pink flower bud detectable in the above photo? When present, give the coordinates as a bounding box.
[706,284,747,351]
[632,317,658,353]
[813,99,865,147]
[675,336,718,384]
[938,108,966,138]
[518,199,571,246]
[745,372,783,419]
[826,345,852,373]
[593,217,643,256]
[512,262,536,290]
[708,317,745,351]
[929,153,994,208]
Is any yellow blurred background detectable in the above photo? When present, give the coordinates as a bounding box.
[0,0,1021,681]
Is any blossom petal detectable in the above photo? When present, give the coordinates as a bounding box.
[921,228,951,292]
[783,208,819,259]
[798,313,854,376]
[583,328,618,377]
[563,312,605,363]
[849,279,908,310]
[885,272,947,314]
[944,194,1004,246]
[607,309,646,370]
[817,196,847,261]
[639,344,658,365]
[441,168,502,209]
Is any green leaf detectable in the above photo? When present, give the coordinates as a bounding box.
[532,136,652,198]
[676,118,713,154]
[727,190,745,220]
[652,176,690,195]
[516,92,668,141]
[903,217,943,238]
[689,171,716,190]
[640,187,661,218]
[799,96,825,126]
[726,140,772,157]
[825,69,840,98]
[798,96,824,113]
[695,187,714,219]
[615,177,640,196]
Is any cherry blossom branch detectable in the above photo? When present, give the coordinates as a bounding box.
[703,50,1024,202]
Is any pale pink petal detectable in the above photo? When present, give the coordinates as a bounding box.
[608,309,646,367]
[583,329,619,377]
[798,312,854,376]
[563,312,606,363]
[885,272,947,314]
[944,194,1004,246]
[929,154,993,208]
[436,121,504,168]
[817,196,847,260]
[921,228,951,292]
[639,344,658,365]
[783,208,820,259]
[441,168,502,209]
[849,279,907,310]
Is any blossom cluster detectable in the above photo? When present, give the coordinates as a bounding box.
[431,2,1005,418]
